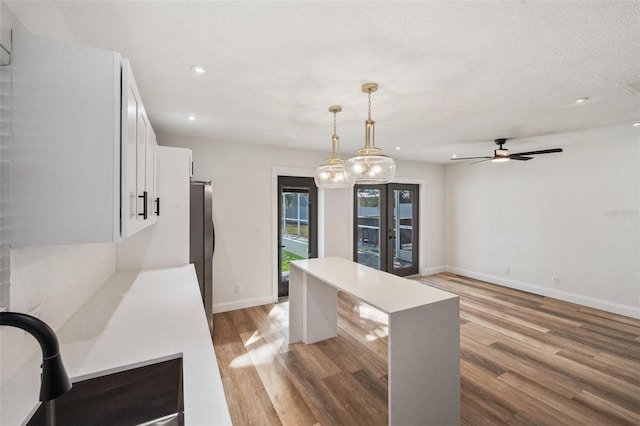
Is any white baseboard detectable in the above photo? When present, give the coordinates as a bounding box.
[444,266,640,320]
[422,265,446,276]
[213,296,277,313]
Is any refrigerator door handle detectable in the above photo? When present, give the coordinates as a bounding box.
[211,220,216,257]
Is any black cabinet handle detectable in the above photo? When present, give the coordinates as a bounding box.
[138,191,148,219]
[155,197,160,216]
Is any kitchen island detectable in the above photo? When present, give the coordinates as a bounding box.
[289,257,460,426]
[0,265,231,425]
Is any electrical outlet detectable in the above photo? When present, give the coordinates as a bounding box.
[553,277,560,286]
[503,267,510,276]
[234,285,240,294]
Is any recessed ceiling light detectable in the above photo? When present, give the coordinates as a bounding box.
[574,97,590,104]
[395,146,401,150]
[452,154,457,158]
[191,65,206,74]
[632,121,640,127]
[188,115,195,121]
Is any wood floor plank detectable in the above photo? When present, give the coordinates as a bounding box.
[498,371,620,425]
[278,349,361,425]
[460,384,512,425]
[594,351,640,378]
[462,298,551,333]
[573,389,640,425]
[227,307,257,336]
[350,368,388,405]
[322,371,387,424]
[213,272,640,425]
[491,340,640,414]
[290,342,342,379]
[462,359,579,426]
[557,349,640,386]
[464,337,585,397]
[314,333,369,374]
[213,312,282,425]
[240,330,317,425]
[334,326,388,378]
[245,304,289,356]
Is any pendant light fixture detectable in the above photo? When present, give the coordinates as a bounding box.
[345,83,396,184]
[314,105,350,188]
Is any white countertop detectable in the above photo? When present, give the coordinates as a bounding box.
[291,257,457,314]
[0,265,231,426]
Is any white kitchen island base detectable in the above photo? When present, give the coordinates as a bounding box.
[289,257,460,426]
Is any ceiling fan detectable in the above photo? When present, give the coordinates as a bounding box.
[451,138,563,164]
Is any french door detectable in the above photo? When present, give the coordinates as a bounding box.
[277,176,318,297]
[353,183,419,276]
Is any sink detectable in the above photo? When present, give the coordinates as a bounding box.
[25,353,184,426]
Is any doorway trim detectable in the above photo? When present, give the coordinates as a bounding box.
[271,166,322,300]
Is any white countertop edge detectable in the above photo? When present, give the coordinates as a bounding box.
[291,257,458,314]
[1,265,231,426]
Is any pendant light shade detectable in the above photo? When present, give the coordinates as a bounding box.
[345,83,396,185]
[314,106,350,188]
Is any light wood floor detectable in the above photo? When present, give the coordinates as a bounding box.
[212,273,640,425]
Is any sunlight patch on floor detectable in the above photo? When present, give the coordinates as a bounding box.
[244,330,262,346]
[268,304,288,326]
[357,303,389,325]
[231,338,280,368]
[365,326,389,341]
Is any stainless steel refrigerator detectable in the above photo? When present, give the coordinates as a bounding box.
[190,181,215,334]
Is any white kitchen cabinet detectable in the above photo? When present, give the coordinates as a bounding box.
[124,63,158,238]
[147,125,160,220]
[11,29,158,246]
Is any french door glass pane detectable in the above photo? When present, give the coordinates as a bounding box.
[278,176,317,298]
[281,191,309,284]
[393,189,414,269]
[356,188,381,270]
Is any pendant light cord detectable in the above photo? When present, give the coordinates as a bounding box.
[365,87,376,149]
[331,110,337,157]
[330,107,342,160]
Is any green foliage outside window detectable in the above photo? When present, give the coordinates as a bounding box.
[281,250,304,272]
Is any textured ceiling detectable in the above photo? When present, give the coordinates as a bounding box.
[6,1,640,163]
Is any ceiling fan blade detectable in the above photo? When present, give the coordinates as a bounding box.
[450,156,492,161]
[470,159,491,165]
[509,155,533,161]
[512,148,563,156]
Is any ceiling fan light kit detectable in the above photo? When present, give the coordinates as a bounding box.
[344,83,396,185]
[314,105,350,188]
[492,147,510,162]
[452,138,563,165]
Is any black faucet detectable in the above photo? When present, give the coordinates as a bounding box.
[0,312,72,401]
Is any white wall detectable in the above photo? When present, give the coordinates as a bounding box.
[445,133,640,318]
[159,133,445,312]
[1,243,116,385]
